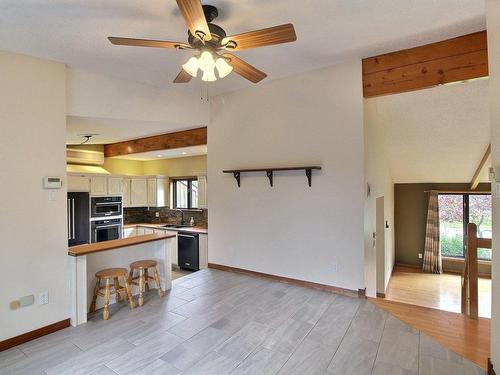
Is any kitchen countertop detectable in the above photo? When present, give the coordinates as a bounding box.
[68,232,177,256]
[124,223,208,234]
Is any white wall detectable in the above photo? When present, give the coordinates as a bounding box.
[0,52,68,340]
[66,68,209,125]
[208,61,365,291]
[486,0,500,367]
[363,100,395,297]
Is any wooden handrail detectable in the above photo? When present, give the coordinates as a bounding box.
[461,223,491,319]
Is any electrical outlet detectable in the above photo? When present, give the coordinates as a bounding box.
[332,262,340,272]
[418,253,423,259]
[39,291,49,305]
[155,212,160,218]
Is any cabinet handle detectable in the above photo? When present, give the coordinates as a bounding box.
[178,234,195,238]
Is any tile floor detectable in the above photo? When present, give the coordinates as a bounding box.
[0,269,486,374]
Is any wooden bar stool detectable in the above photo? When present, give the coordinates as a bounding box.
[89,268,135,320]
[129,260,164,306]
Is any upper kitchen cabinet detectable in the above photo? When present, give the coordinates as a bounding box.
[197,175,207,209]
[107,176,124,195]
[130,178,148,207]
[90,176,108,196]
[67,174,90,192]
[147,177,169,207]
[122,177,131,207]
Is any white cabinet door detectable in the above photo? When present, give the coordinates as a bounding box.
[197,175,207,209]
[122,178,131,207]
[90,176,108,196]
[156,178,169,207]
[122,227,136,238]
[130,178,147,207]
[143,227,154,235]
[147,178,157,207]
[199,234,208,269]
[107,177,123,195]
[67,175,90,192]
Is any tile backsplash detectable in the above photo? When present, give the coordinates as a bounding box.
[124,207,208,227]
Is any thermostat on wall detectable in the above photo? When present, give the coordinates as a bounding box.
[43,176,63,189]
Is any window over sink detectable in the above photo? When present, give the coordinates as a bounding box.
[172,178,198,209]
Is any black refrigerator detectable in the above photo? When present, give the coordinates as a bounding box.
[67,192,90,246]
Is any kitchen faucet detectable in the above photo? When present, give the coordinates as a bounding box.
[176,209,185,225]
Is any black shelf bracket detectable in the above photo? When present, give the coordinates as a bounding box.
[233,171,241,187]
[305,169,312,187]
[266,170,273,187]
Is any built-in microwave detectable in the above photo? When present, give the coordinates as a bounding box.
[91,218,122,243]
[90,196,122,218]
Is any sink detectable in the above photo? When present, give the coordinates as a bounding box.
[160,224,190,229]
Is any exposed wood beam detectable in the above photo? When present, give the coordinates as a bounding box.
[104,127,207,157]
[470,144,491,190]
[362,31,488,98]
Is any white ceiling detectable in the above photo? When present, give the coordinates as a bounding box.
[0,0,486,95]
[66,116,199,144]
[365,79,491,184]
[111,145,207,160]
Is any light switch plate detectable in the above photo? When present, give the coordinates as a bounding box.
[418,253,423,259]
[39,291,49,305]
[19,295,34,307]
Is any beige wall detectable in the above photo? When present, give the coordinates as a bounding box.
[142,155,207,177]
[0,52,68,340]
[394,183,491,275]
[487,0,500,366]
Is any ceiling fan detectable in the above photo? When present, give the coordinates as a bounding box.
[108,0,297,84]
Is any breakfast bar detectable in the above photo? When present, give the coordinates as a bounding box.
[68,232,177,326]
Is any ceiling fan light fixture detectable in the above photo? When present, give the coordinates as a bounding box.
[198,50,216,72]
[182,56,199,77]
[201,68,217,82]
[215,57,233,78]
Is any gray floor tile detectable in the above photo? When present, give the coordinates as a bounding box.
[371,362,417,375]
[0,348,26,369]
[346,302,387,342]
[45,337,134,375]
[375,323,419,373]
[326,334,378,375]
[132,359,181,375]
[419,355,468,375]
[262,317,313,355]
[183,351,238,375]
[278,338,336,375]
[419,333,463,364]
[230,346,289,375]
[86,365,118,374]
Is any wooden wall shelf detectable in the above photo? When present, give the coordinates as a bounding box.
[222,166,321,187]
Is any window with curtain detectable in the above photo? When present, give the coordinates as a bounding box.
[438,193,491,261]
[172,178,198,209]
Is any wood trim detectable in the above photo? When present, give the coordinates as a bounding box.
[104,127,207,157]
[489,358,496,375]
[471,145,491,190]
[362,31,488,98]
[208,263,361,298]
[0,319,70,352]
[68,232,176,256]
[376,292,386,298]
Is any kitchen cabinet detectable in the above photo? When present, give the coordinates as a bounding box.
[147,178,157,207]
[130,178,148,207]
[197,175,207,209]
[67,175,90,192]
[90,176,108,196]
[107,177,123,195]
[122,227,136,238]
[154,228,178,266]
[122,178,131,207]
[147,177,169,207]
[199,233,208,269]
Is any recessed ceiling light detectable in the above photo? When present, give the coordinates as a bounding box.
[157,155,163,158]
[182,151,187,155]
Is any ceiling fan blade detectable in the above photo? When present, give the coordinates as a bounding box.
[222,24,296,51]
[222,53,267,83]
[108,37,191,50]
[176,0,212,41]
[173,69,193,83]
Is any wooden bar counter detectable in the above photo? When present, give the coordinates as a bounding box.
[68,232,177,326]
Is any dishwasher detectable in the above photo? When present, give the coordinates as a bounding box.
[177,231,199,271]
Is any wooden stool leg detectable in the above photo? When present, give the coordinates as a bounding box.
[123,275,136,309]
[152,267,165,298]
[89,277,101,313]
[144,269,150,292]
[138,268,145,306]
[103,279,111,320]
[113,277,122,302]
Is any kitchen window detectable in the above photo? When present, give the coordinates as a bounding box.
[172,178,198,209]
[438,193,491,261]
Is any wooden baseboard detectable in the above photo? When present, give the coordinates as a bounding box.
[208,263,363,298]
[0,319,70,352]
[376,292,386,298]
[489,358,496,375]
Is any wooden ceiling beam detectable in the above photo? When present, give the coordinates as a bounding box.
[362,31,488,98]
[104,127,207,157]
[470,144,491,190]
